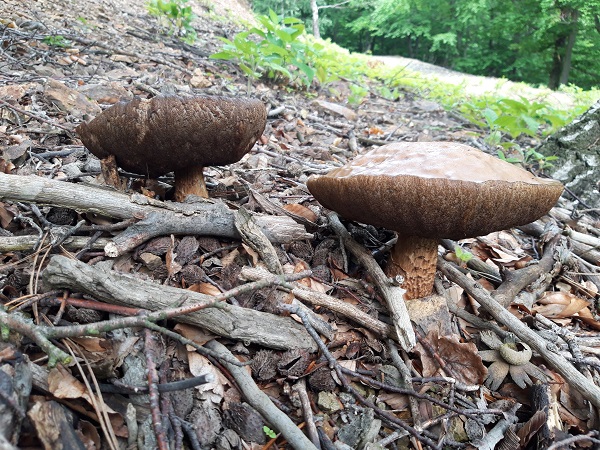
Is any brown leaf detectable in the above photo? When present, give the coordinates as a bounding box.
[516,410,547,449]
[282,203,317,223]
[0,202,15,228]
[534,292,591,319]
[188,282,221,296]
[419,331,487,385]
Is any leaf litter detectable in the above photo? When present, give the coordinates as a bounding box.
[0,0,599,448]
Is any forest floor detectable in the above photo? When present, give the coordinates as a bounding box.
[1,0,600,449]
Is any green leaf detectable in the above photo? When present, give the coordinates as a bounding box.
[268,9,279,26]
[454,246,473,263]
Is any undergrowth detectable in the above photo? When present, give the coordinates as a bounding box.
[206,11,599,167]
[147,0,197,44]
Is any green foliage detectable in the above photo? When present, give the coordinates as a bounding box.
[263,426,277,439]
[147,0,197,44]
[210,9,324,89]
[348,84,369,105]
[454,246,473,264]
[497,147,559,171]
[42,35,71,47]
[457,96,584,140]
[251,0,600,90]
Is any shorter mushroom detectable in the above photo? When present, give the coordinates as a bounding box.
[307,142,563,299]
[77,95,267,201]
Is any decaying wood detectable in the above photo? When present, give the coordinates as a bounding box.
[0,173,312,256]
[492,236,561,308]
[327,213,416,351]
[0,235,110,252]
[544,100,600,209]
[42,256,317,351]
[438,256,600,409]
[235,208,283,274]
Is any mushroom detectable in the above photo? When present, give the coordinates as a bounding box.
[307,142,564,299]
[77,95,267,201]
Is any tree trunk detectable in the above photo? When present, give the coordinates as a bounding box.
[559,9,579,86]
[548,35,566,90]
[548,8,580,89]
[542,100,600,209]
[310,0,320,38]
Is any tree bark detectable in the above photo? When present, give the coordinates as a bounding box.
[310,0,320,38]
[42,255,317,351]
[559,9,579,86]
[548,8,580,89]
[0,173,311,256]
[541,100,600,209]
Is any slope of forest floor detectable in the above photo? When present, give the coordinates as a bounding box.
[1,0,599,449]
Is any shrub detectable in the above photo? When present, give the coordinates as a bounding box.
[147,0,197,44]
[211,9,324,90]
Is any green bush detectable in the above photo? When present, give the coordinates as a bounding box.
[210,9,324,90]
[147,0,197,44]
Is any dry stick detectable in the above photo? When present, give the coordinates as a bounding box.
[520,220,600,265]
[143,329,169,450]
[239,267,394,338]
[492,235,561,308]
[327,212,416,351]
[0,235,110,252]
[235,208,283,274]
[387,340,421,431]
[0,173,311,256]
[0,98,74,132]
[438,256,600,408]
[439,239,501,283]
[204,340,319,450]
[292,378,321,449]
[42,256,317,351]
[0,309,72,366]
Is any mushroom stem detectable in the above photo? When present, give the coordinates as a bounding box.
[384,235,438,300]
[174,166,208,201]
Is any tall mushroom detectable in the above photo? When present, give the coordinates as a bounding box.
[77,95,267,201]
[307,142,564,299]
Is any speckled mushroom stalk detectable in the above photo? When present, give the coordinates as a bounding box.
[307,142,564,300]
[77,96,267,202]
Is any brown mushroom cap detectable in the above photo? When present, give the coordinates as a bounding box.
[76,96,267,178]
[307,142,563,240]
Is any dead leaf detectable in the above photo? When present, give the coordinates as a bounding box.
[175,323,217,347]
[188,282,221,296]
[48,366,116,413]
[0,202,15,228]
[533,292,591,318]
[417,331,487,385]
[283,203,317,223]
[366,126,384,135]
[187,352,227,402]
[241,243,260,266]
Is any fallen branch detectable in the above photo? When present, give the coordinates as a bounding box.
[327,213,416,351]
[492,236,561,308]
[0,235,109,252]
[205,339,319,450]
[438,256,600,408]
[240,266,394,338]
[42,256,317,351]
[0,173,311,256]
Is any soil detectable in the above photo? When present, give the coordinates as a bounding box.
[1,0,599,449]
